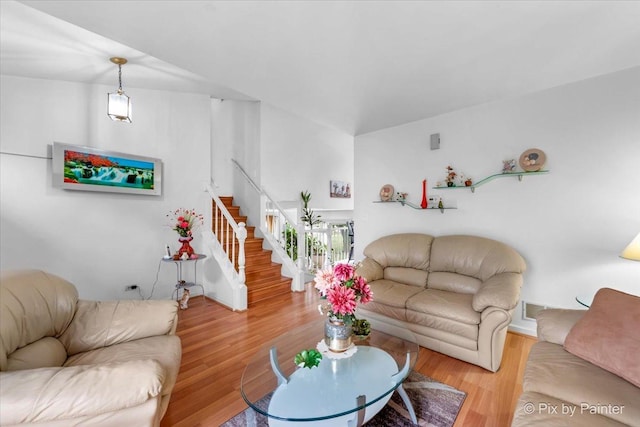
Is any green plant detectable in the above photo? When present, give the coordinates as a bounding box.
[352,319,371,337]
[294,349,323,369]
[300,191,321,228]
[283,224,327,260]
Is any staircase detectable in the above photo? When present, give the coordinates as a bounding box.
[215,197,292,306]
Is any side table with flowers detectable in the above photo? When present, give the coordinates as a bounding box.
[167,208,204,259]
[314,263,373,353]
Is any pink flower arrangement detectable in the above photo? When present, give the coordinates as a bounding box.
[314,263,373,324]
[167,208,204,238]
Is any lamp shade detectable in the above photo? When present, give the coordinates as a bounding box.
[107,91,132,123]
[620,233,640,261]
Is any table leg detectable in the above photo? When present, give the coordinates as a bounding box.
[347,395,366,427]
[269,347,289,385]
[396,384,417,425]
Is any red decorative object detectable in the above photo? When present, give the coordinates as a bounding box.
[178,236,194,257]
[420,179,428,209]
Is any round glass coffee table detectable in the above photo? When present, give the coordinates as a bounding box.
[240,320,419,426]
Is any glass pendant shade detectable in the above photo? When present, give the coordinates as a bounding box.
[107,57,132,123]
[107,90,132,123]
[620,233,640,261]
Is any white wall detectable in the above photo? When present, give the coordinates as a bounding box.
[0,75,211,300]
[211,100,354,229]
[355,67,640,335]
[260,104,354,211]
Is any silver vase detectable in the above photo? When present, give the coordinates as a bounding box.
[324,318,352,352]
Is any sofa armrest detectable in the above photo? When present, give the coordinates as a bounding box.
[472,272,522,312]
[60,299,179,356]
[536,308,586,345]
[355,258,384,282]
[0,360,164,425]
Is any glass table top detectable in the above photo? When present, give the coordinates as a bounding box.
[240,319,419,423]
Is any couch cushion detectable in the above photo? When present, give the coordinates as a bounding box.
[383,267,428,287]
[366,279,424,309]
[405,310,478,342]
[406,289,480,325]
[427,271,481,294]
[564,288,640,388]
[6,337,67,371]
[363,233,433,270]
[430,235,526,282]
[64,335,182,397]
[1,270,78,372]
[523,341,640,426]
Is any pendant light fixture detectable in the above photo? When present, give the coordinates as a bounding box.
[107,57,132,123]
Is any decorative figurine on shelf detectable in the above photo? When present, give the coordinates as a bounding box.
[438,198,444,209]
[462,175,473,187]
[445,166,457,187]
[180,252,189,261]
[502,159,517,173]
[420,179,428,208]
[179,288,190,310]
[395,192,408,203]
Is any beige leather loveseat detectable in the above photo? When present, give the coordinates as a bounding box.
[0,270,182,427]
[512,290,640,426]
[356,233,526,372]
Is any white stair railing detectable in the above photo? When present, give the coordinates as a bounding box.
[232,160,306,291]
[204,183,247,310]
[230,160,354,286]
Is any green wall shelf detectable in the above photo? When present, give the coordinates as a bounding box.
[433,170,550,193]
[373,200,456,213]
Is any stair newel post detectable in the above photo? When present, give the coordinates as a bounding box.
[324,227,332,269]
[237,222,247,285]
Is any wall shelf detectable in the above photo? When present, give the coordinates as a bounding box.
[373,200,456,213]
[433,170,549,193]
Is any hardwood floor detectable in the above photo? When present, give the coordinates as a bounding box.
[161,285,535,427]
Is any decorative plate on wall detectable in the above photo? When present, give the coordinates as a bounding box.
[519,148,546,172]
[379,184,394,201]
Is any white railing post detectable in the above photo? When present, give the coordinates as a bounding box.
[237,222,247,285]
[325,227,333,269]
[297,222,306,272]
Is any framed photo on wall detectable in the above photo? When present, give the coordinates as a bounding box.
[52,142,162,196]
[330,180,351,198]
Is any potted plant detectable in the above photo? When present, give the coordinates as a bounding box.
[300,191,321,228]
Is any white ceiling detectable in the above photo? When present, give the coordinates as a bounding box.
[3,1,640,136]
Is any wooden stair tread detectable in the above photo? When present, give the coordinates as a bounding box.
[213,195,292,307]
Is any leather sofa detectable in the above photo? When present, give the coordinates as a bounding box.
[512,308,640,426]
[0,270,182,427]
[355,233,526,372]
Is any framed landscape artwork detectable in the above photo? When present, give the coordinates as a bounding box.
[52,142,162,196]
[330,180,351,198]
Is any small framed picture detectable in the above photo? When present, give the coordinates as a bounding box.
[330,180,351,198]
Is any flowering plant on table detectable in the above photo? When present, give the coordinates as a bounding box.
[167,208,204,238]
[314,263,373,325]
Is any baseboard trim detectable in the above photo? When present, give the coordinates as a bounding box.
[508,323,537,337]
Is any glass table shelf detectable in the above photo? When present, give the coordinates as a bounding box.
[373,200,456,212]
[433,170,550,193]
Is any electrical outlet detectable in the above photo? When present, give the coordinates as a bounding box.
[125,285,139,292]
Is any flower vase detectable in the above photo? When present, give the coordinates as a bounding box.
[420,179,428,209]
[324,318,352,352]
[177,236,194,258]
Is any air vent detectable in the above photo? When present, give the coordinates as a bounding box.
[522,302,552,321]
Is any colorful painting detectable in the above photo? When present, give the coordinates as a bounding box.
[52,142,162,196]
[330,180,351,198]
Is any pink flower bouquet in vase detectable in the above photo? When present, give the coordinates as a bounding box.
[314,263,373,352]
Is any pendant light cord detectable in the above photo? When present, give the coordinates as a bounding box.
[118,64,123,92]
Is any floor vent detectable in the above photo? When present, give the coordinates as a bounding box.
[522,302,551,321]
